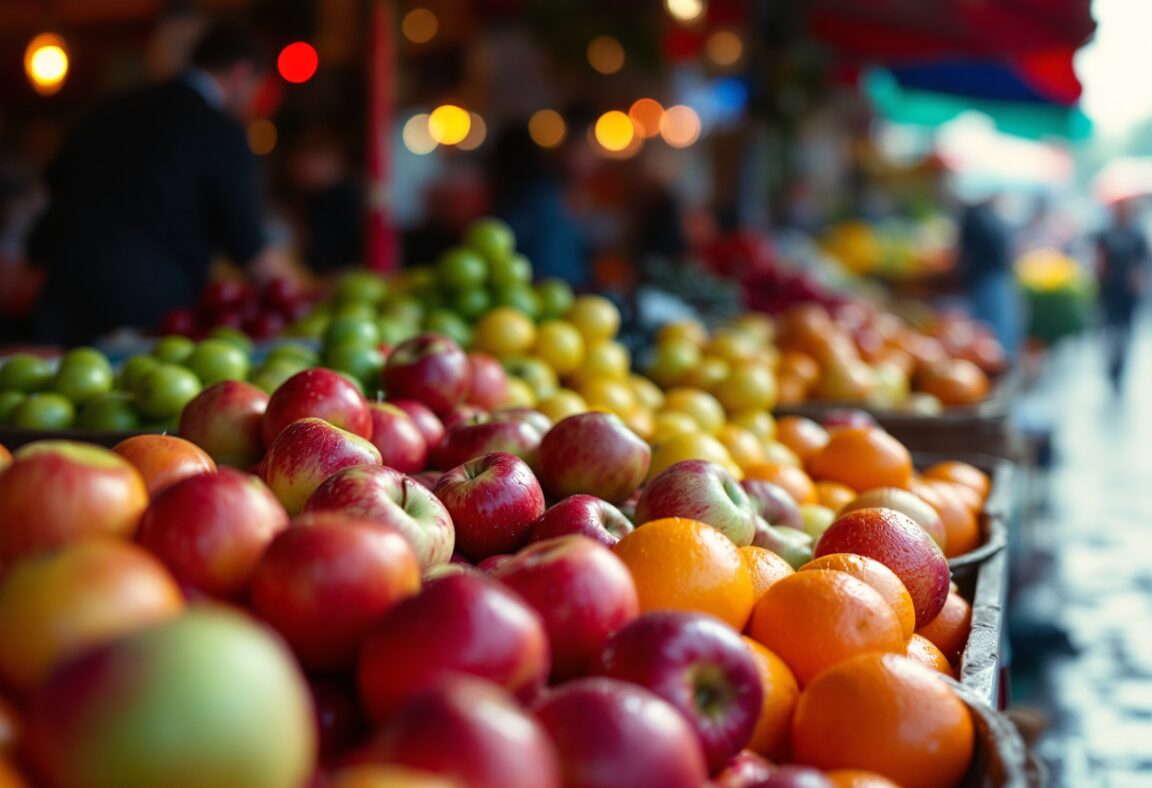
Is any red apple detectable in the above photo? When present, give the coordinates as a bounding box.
[532,677,709,788]
[595,611,763,771]
[202,279,252,310]
[250,512,422,671]
[0,539,184,695]
[261,368,373,447]
[383,334,472,415]
[304,464,455,568]
[815,507,950,627]
[496,407,553,435]
[433,452,545,560]
[357,572,549,722]
[493,535,639,680]
[839,488,948,552]
[740,479,803,530]
[635,460,758,546]
[364,675,560,788]
[0,441,148,564]
[160,306,199,336]
[712,751,775,787]
[820,409,876,431]
[367,402,428,474]
[308,676,369,767]
[260,417,382,515]
[477,554,514,573]
[244,312,286,342]
[137,467,290,599]
[465,353,509,411]
[536,413,650,504]
[28,607,315,788]
[441,403,487,431]
[112,434,216,497]
[528,495,634,548]
[261,277,302,312]
[411,470,442,490]
[432,414,545,471]
[388,399,445,449]
[178,380,270,468]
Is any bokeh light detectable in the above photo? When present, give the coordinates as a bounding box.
[529,109,568,148]
[629,98,665,138]
[428,104,472,145]
[277,42,318,84]
[594,111,636,153]
[403,113,438,154]
[706,30,743,66]
[402,8,439,44]
[587,36,625,75]
[247,119,278,155]
[660,105,701,147]
[665,0,705,23]
[24,34,69,96]
[457,113,487,151]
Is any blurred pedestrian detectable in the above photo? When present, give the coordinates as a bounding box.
[1094,199,1148,391]
[27,21,295,345]
[956,194,1024,359]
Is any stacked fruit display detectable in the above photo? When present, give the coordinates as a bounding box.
[0,325,997,786]
[159,278,318,341]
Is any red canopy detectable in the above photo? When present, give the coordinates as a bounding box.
[809,0,1095,61]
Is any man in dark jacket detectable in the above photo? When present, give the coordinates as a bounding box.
[29,22,288,345]
[1095,199,1148,391]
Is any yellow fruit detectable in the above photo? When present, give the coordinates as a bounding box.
[565,295,620,343]
[663,388,726,435]
[682,355,730,391]
[650,411,701,442]
[718,423,769,471]
[645,338,701,389]
[630,374,665,411]
[656,319,708,347]
[649,432,740,481]
[579,378,638,418]
[504,377,537,408]
[706,329,760,365]
[728,313,776,345]
[714,365,778,412]
[624,407,655,440]
[473,307,537,357]
[569,341,631,385]
[731,409,777,444]
[534,320,585,377]
[537,389,588,423]
[763,441,802,467]
[505,356,559,400]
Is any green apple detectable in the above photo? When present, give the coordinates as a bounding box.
[264,343,319,368]
[335,271,388,305]
[62,347,112,374]
[450,288,493,322]
[287,313,331,340]
[377,319,419,347]
[422,309,474,348]
[208,326,254,357]
[250,360,308,395]
[77,392,143,431]
[0,354,53,393]
[489,253,533,288]
[436,246,488,290]
[12,393,75,429]
[536,278,574,320]
[134,364,202,420]
[186,340,250,386]
[0,391,26,424]
[492,284,541,319]
[503,355,558,399]
[52,354,114,405]
[799,503,837,540]
[323,343,384,393]
[324,317,381,349]
[332,301,376,322]
[118,355,161,391]
[152,336,196,365]
[379,295,424,326]
[464,217,516,262]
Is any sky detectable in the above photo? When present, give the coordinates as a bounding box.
[1076,0,1152,137]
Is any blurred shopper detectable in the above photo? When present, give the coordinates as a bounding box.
[957,195,1023,359]
[27,22,294,345]
[285,130,362,275]
[1094,199,1148,391]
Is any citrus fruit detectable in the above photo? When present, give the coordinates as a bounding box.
[730,409,777,444]
[473,307,537,357]
[808,427,912,491]
[776,416,829,464]
[915,591,972,666]
[745,462,818,505]
[662,388,726,434]
[629,374,665,412]
[534,320,585,376]
[579,378,638,418]
[565,295,620,343]
[909,480,980,558]
[648,433,738,481]
[778,351,820,389]
[748,570,904,685]
[645,338,701,388]
[791,653,974,788]
[650,411,700,442]
[739,545,794,603]
[503,378,536,408]
[718,424,769,471]
[742,637,800,761]
[904,633,952,675]
[826,769,902,787]
[613,517,755,630]
[656,319,707,347]
[681,355,730,391]
[922,461,990,501]
[798,553,916,640]
[570,341,631,384]
[714,365,777,412]
[927,478,983,514]
[815,481,856,513]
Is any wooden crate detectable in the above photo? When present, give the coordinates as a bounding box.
[0,426,162,450]
[954,677,1037,787]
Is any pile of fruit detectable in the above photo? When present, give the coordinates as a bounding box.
[0,323,998,786]
[159,278,318,341]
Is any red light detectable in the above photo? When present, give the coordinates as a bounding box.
[277,42,318,84]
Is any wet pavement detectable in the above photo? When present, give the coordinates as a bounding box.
[1008,307,1152,786]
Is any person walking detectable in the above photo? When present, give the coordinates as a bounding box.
[1095,199,1148,391]
[27,21,294,345]
[956,194,1024,360]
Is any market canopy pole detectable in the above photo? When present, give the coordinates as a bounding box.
[366,0,397,273]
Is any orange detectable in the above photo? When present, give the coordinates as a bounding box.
[613,517,756,630]
[579,377,638,418]
[742,637,800,760]
[826,769,901,787]
[565,294,620,343]
[718,424,769,471]
[798,553,916,641]
[927,478,983,514]
[706,329,761,365]
[776,372,809,405]
[745,462,818,505]
[739,545,794,603]
[0,757,29,788]
[922,461,990,501]
[533,320,586,376]
[910,480,980,558]
[916,359,989,407]
[747,570,904,686]
[762,441,802,467]
[779,351,820,389]
[815,481,856,513]
[0,444,10,471]
[112,434,216,497]
[915,591,973,666]
[791,653,974,788]
[647,432,739,481]
[662,388,726,434]
[776,416,829,464]
[904,633,952,675]
[473,307,537,356]
[808,427,912,492]
[656,319,707,347]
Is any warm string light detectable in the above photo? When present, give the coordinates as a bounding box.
[403,113,437,154]
[665,0,705,24]
[594,111,635,153]
[529,109,567,148]
[247,120,278,155]
[402,8,439,44]
[587,35,625,75]
[428,104,472,145]
[25,33,69,96]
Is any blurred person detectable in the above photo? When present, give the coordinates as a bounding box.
[956,193,1023,359]
[1094,199,1148,391]
[27,21,296,345]
[284,129,362,275]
